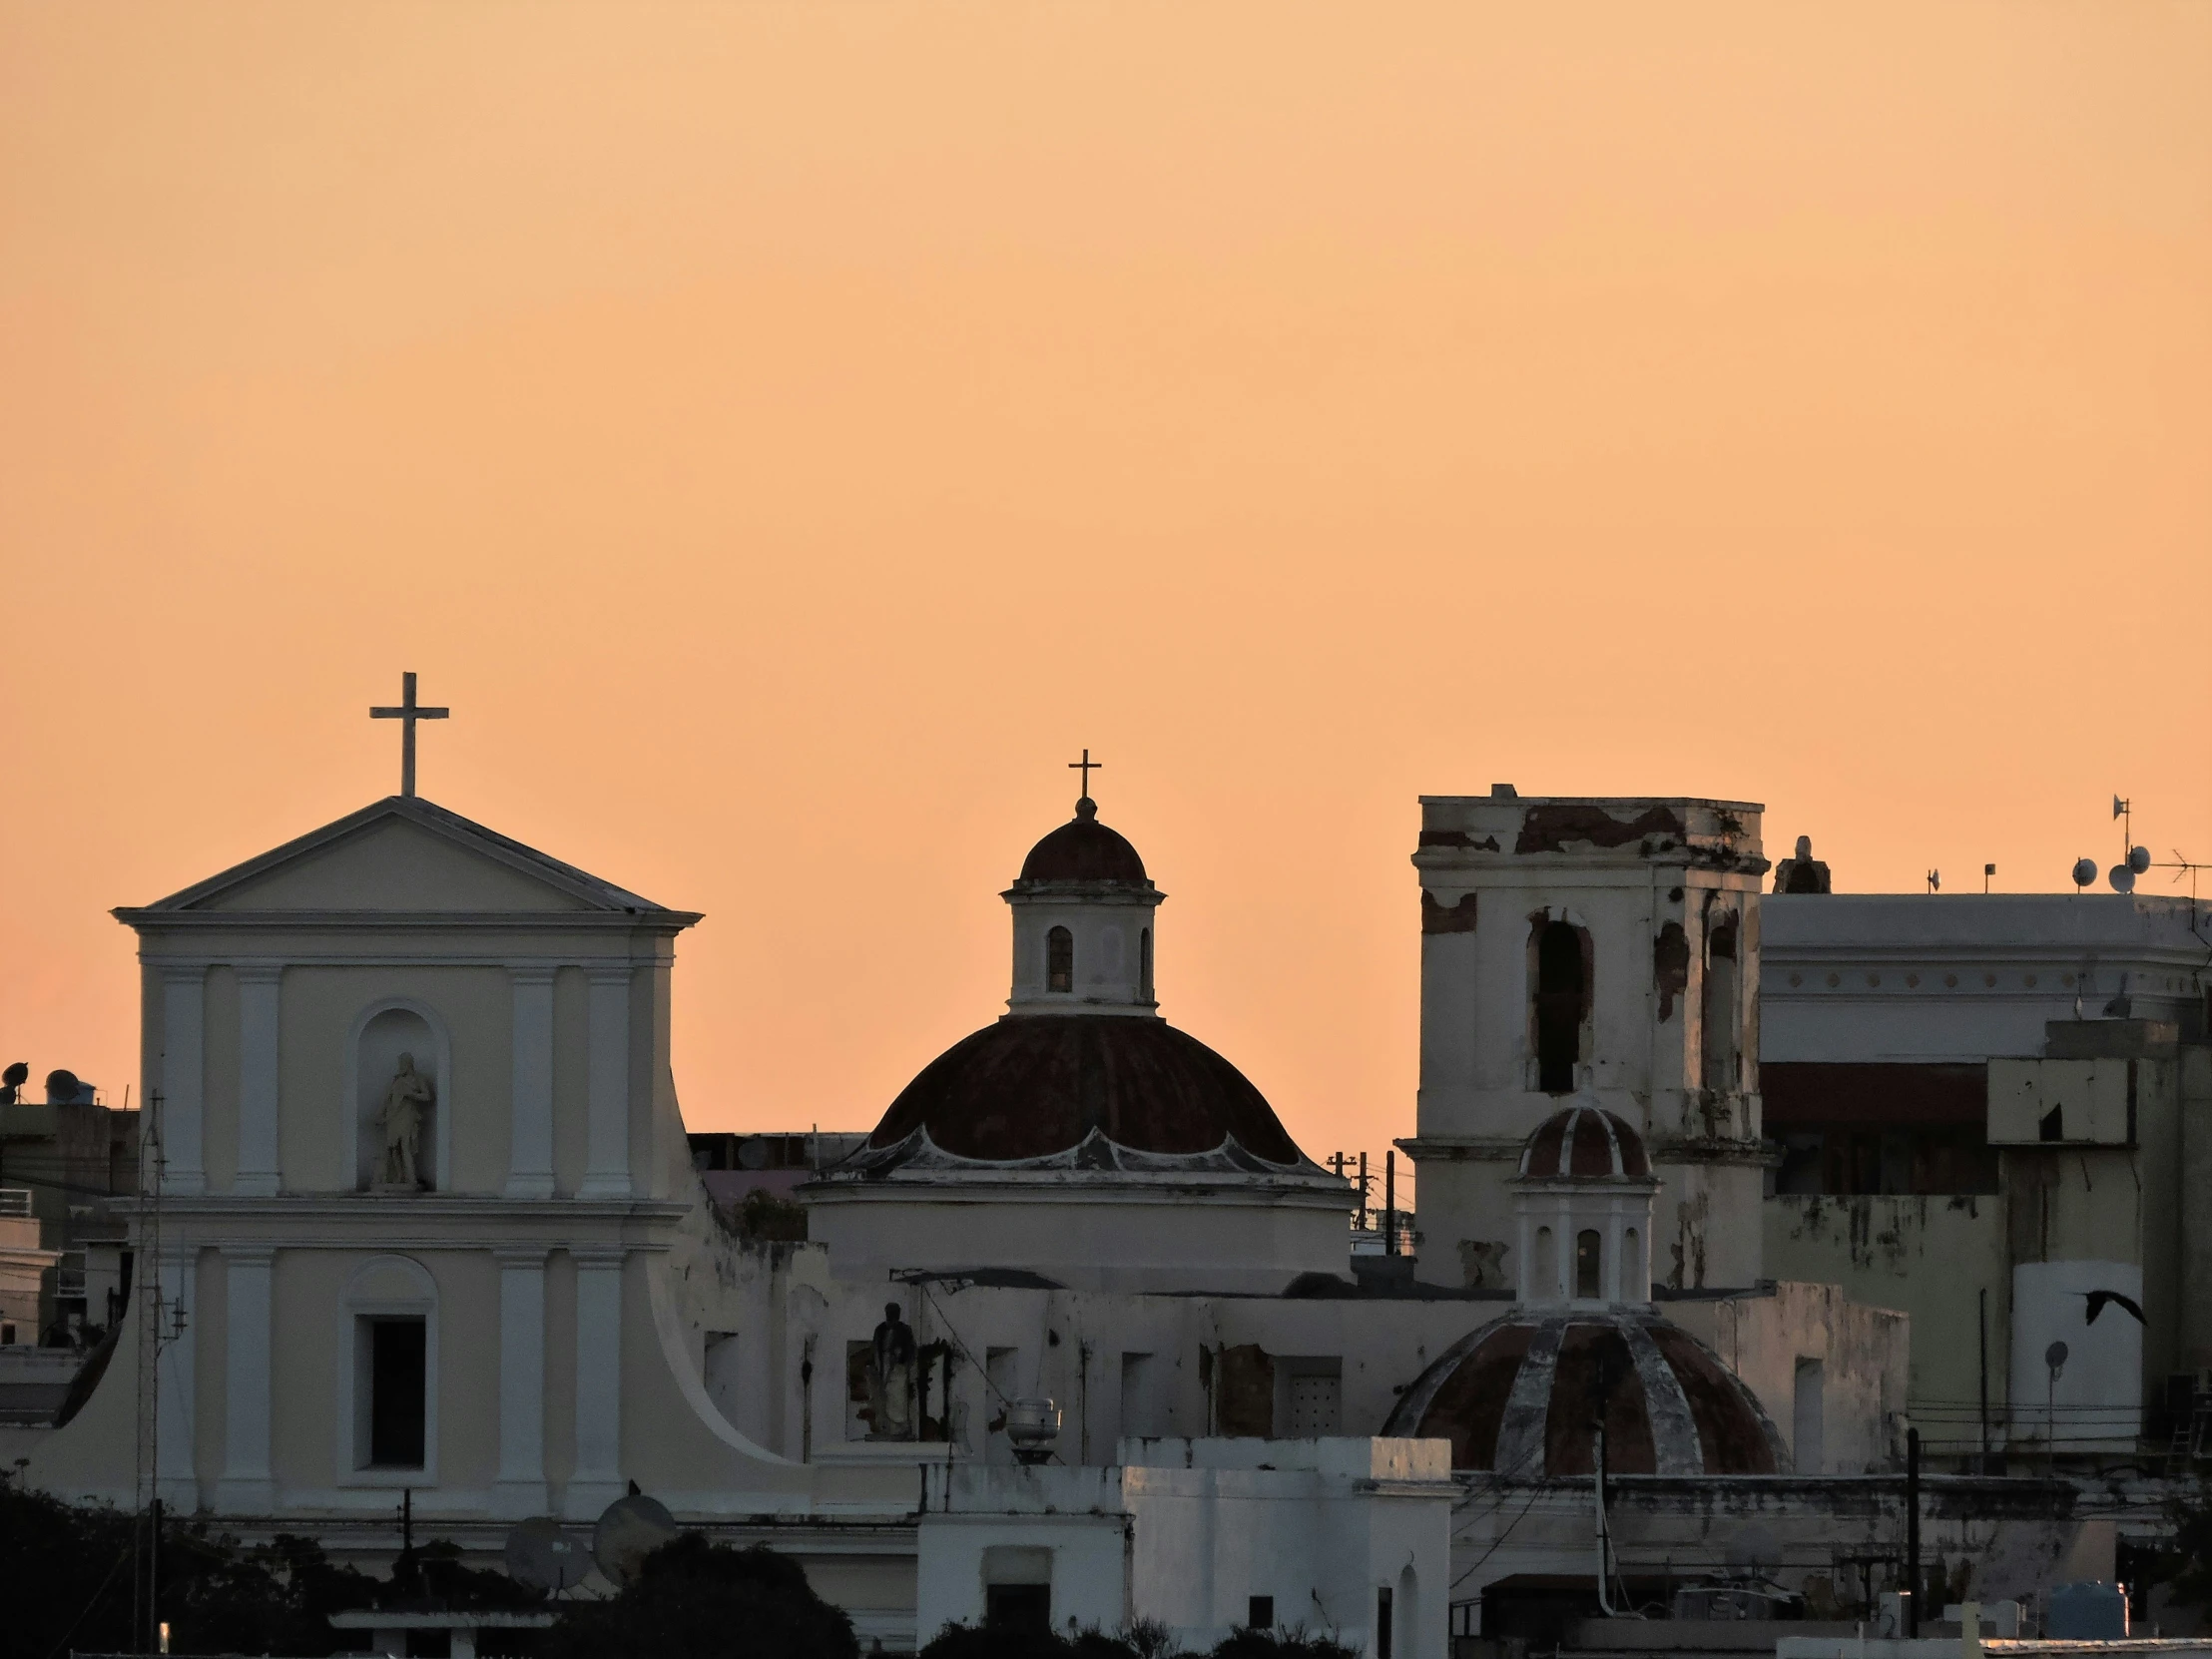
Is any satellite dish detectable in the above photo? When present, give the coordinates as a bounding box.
[2071,858,2098,889]
[2109,865,2135,893]
[592,1492,678,1587]
[504,1517,590,1594]
[2129,845,2151,874]
[2045,1340,2069,1377]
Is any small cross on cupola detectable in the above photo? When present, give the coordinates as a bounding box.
[369,672,450,799]
[1068,748,1101,816]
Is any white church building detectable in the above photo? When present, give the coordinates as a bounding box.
[22,749,2129,1653]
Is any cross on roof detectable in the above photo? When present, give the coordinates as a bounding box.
[1067,748,1102,803]
[370,672,450,799]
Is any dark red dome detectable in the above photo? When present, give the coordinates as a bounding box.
[1519,1104,1650,1180]
[863,1014,1301,1164]
[1382,1312,1784,1476]
[1018,800,1149,884]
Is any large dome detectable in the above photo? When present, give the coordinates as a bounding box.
[849,1014,1305,1169]
[1017,799,1149,884]
[1382,1310,1785,1476]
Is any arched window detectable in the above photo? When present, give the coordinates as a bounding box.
[1139,929,1153,999]
[1046,926,1074,993]
[1701,915,1740,1093]
[1535,920,1586,1094]
[1533,1225,1556,1296]
[1623,1227,1640,1298]
[1575,1229,1602,1300]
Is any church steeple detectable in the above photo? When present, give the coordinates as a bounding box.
[1003,787,1164,1017]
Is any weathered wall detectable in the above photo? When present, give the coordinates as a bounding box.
[1670,1281,1908,1473]
[1764,1195,2006,1436]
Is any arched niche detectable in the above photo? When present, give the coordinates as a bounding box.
[346,1000,453,1193]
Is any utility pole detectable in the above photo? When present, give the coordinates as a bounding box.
[1905,1426,1921,1637]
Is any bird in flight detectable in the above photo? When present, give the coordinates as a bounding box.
[2081,1290,2145,1327]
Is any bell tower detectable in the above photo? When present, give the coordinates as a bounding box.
[1403,788,1770,1293]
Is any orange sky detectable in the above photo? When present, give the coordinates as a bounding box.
[3,2,2208,1173]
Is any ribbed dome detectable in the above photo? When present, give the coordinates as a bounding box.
[1018,800,1149,884]
[861,1014,1301,1165]
[1382,1311,1784,1476]
[1519,1103,1650,1180]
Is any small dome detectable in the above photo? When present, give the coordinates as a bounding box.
[1382,1311,1785,1476]
[859,1014,1301,1165]
[1018,799,1149,885]
[1519,1102,1649,1180]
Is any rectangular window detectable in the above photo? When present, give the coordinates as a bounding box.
[984,1545,1053,1633]
[1120,1352,1157,1441]
[1793,1357,1825,1474]
[704,1331,741,1428]
[1248,1595,1275,1630]
[1377,1585,1394,1659]
[366,1317,427,1467]
[986,1584,1051,1632]
[845,1341,874,1440]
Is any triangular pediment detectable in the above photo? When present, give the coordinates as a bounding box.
[122,797,685,919]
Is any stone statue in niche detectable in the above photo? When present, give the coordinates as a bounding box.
[374,1052,435,1191]
[867,1302,917,1440]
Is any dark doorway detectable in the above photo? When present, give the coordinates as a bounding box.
[1535,921,1585,1093]
[986,1583,1052,1633]
[1575,1230,1602,1299]
[368,1317,427,1467]
[1377,1585,1394,1658]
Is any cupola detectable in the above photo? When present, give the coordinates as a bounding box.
[1511,1098,1659,1305]
[1003,795,1163,1016]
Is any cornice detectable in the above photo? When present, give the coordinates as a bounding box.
[118,909,701,932]
[122,1195,689,1223]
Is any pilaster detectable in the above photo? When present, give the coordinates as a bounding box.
[160,968,207,1196]
[579,970,631,1199]
[153,1246,200,1507]
[217,1246,276,1510]
[566,1247,624,1515]
[235,966,282,1197]
[506,968,558,1200]
[493,1247,549,1517]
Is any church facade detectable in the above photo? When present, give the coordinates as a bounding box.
[22,776,2138,1652]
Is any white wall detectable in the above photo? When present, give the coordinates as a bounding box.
[2008,1260,2142,1453]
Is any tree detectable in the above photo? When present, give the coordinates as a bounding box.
[542,1534,855,1659]
[0,1475,377,1657]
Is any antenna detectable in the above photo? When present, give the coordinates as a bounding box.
[1983,863,1995,894]
[2108,794,2151,890]
[1926,869,1940,894]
